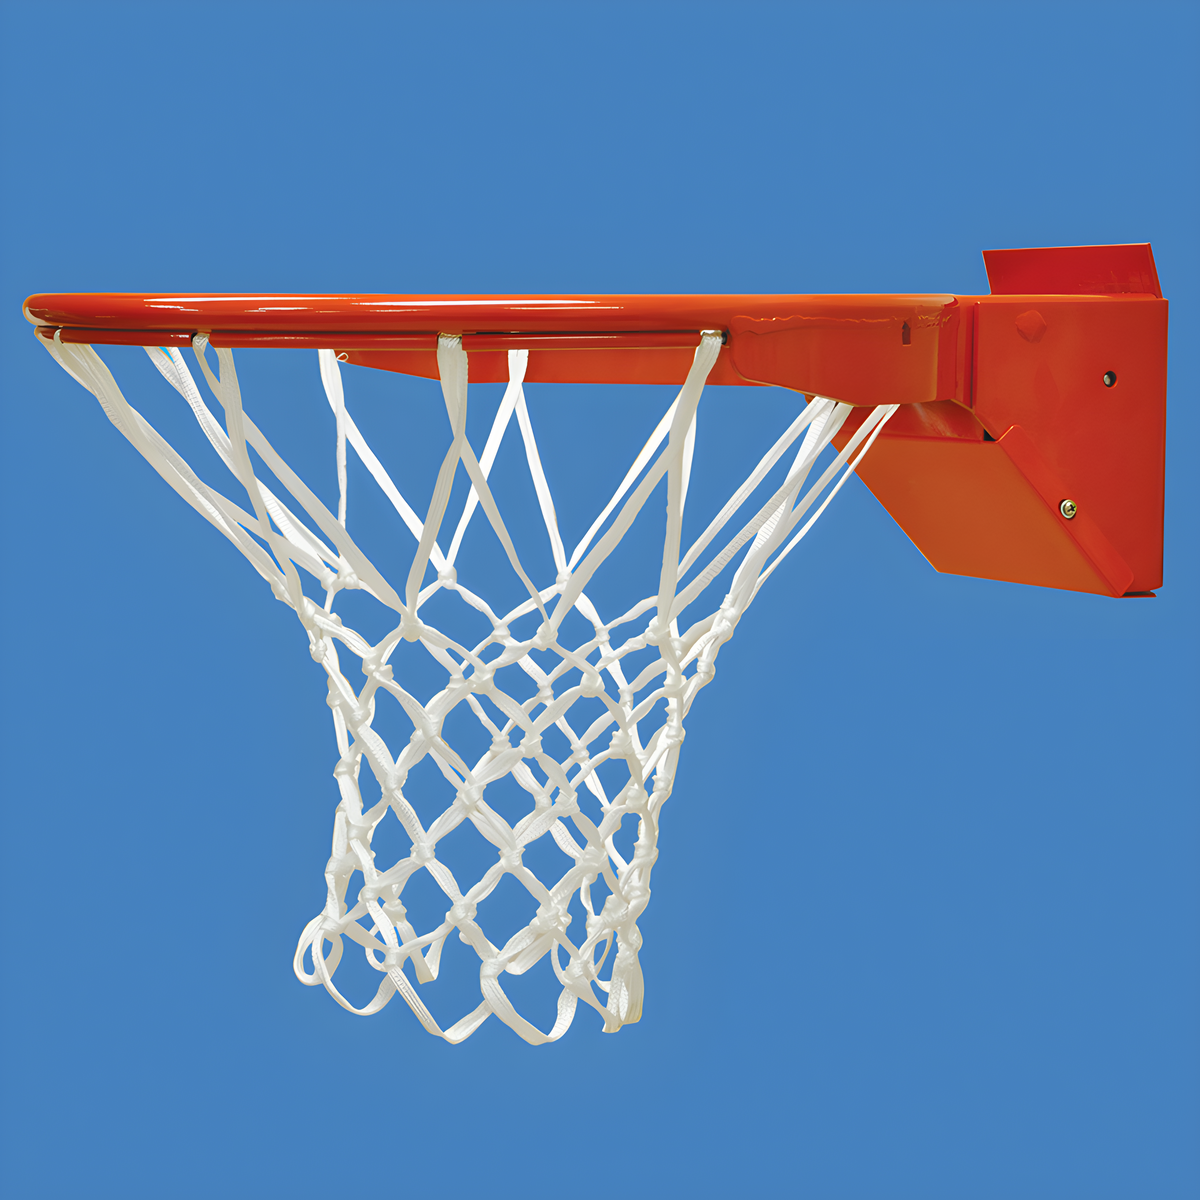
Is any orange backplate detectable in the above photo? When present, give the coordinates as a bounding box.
[23,244,1168,597]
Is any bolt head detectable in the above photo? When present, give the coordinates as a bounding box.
[1103,371,1117,387]
[1060,499,1078,520]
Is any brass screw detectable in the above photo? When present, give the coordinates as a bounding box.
[1060,499,1078,519]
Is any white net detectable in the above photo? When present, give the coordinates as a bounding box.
[40,328,897,1043]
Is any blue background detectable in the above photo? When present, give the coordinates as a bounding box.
[2,3,1197,1197]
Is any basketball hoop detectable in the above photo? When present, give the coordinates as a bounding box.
[23,243,1168,1042]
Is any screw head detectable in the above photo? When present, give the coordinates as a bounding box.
[1060,499,1078,520]
[1103,371,1117,387]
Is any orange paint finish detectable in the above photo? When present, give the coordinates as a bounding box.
[39,325,195,348]
[345,299,958,402]
[725,297,957,406]
[983,242,1161,298]
[23,244,1169,598]
[845,282,1167,596]
[850,433,1132,597]
[970,294,1167,592]
[24,291,959,406]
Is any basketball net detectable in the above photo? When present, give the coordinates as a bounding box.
[41,329,897,1043]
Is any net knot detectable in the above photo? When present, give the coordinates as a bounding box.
[458,784,483,811]
[400,611,424,643]
[490,732,511,753]
[552,792,580,818]
[579,845,606,873]
[449,901,477,925]
[323,565,361,593]
[661,723,686,750]
[555,569,572,589]
[437,565,457,586]
[498,847,524,871]
[579,670,605,698]
[619,780,648,809]
[300,600,346,650]
[631,843,658,873]
[532,903,569,934]
[714,602,740,639]
[469,661,495,691]
[532,622,555,651]
[608,728,634,757]
[520,732,543,758]
[563,958,594,989]
[412,842,435,865]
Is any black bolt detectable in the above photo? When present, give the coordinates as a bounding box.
[1103,371,1117,387]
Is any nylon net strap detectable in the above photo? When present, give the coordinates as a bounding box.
[40,329,898,1043]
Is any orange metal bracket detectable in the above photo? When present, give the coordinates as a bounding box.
[839,245,1166,596]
